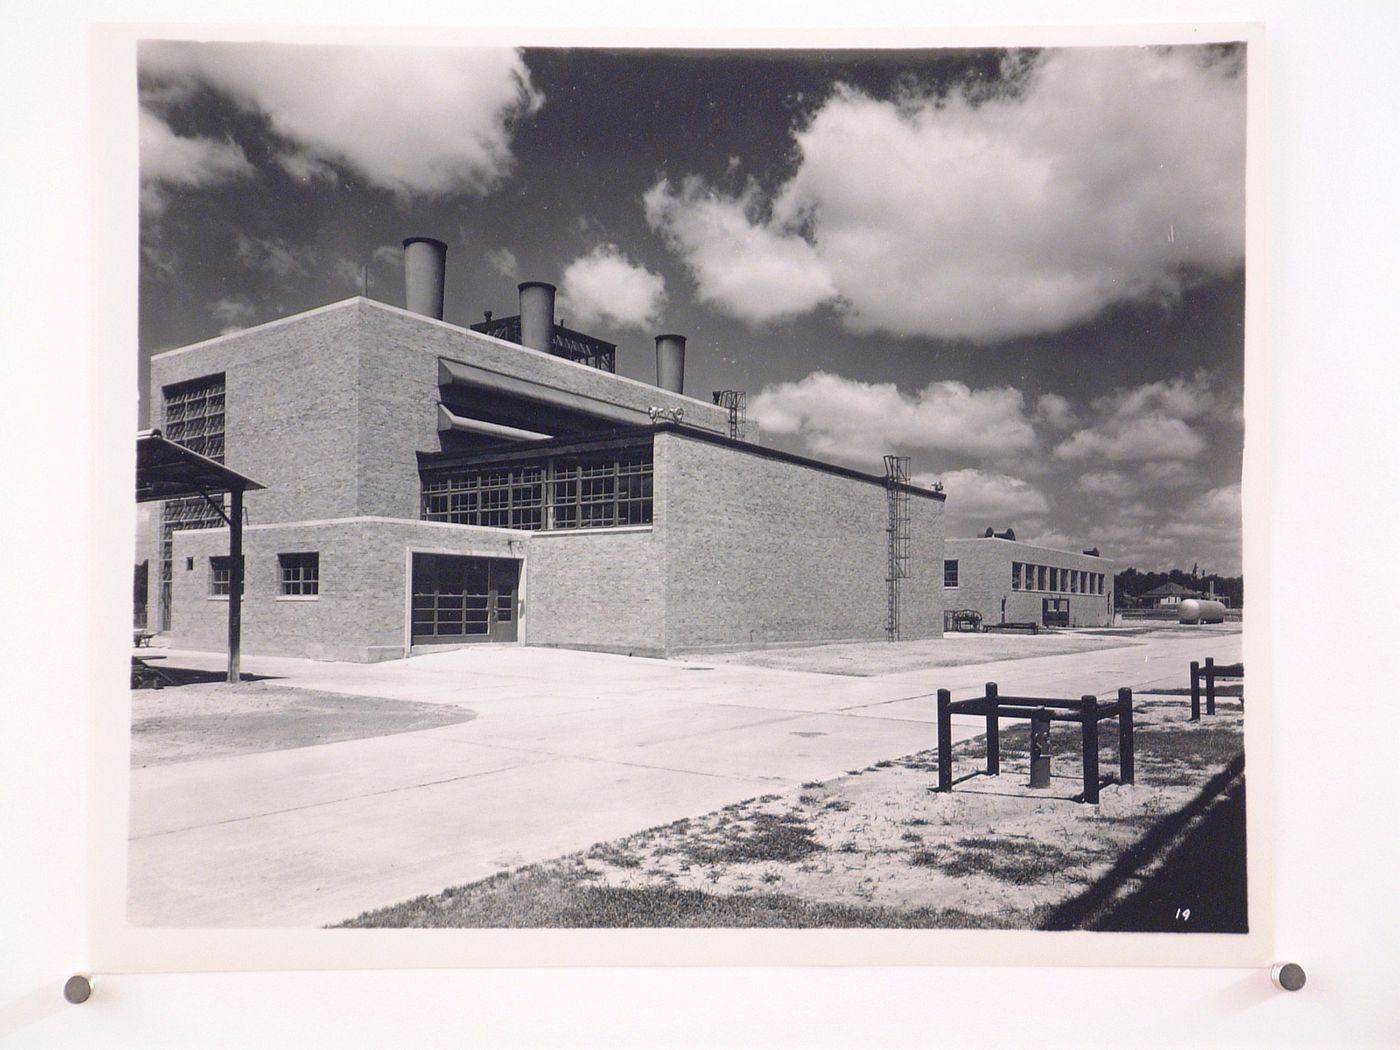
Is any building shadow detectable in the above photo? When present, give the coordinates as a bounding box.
[1041,753,1247,933]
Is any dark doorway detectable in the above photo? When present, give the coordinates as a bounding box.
[411,554,520,645]
[1042,597,1070,627]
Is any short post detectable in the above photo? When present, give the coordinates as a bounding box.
[936,689,953,792]
[1189,660,1201,721]
[985,682,1000,776]
[1081,694,1100,804]
[1205,656,1217,716]
[1118,687,1135,786]
[1029,708,1052,789]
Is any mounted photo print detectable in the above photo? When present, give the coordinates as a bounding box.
[97,23,1264,973]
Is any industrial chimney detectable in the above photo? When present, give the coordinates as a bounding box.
[402,237,447,319]
[655,334,686,394]
[518,282,556,354]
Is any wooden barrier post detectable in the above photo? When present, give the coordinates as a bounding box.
[937,689,953,792]
[985,682,1000,776]
[1205,656,1217,716]
[1118,687,1135,786]
[1081,694,1100,804]
[1029,708,1052,788]
[1189,660,1201,721]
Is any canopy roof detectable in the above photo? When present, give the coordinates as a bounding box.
[135,429,264,504]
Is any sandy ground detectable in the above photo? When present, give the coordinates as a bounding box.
[519,698,1245,924]
[130,681,476,767]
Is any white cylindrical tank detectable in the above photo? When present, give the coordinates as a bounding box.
[1179,598,1227,624]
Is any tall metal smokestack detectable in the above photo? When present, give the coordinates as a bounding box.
[402,237,447,319]
[655,334,686,394]
[518,282,556,354]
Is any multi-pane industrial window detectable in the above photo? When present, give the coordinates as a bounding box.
[279,553,319,596]
[161,374,227,627]
[1012,562,1022,589]
[423,448,652,531]
[944,559,959,587]
[1037,565,1047,591]
[209,556,243,597]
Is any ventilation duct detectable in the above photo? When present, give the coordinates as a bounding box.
[655,334,686,394]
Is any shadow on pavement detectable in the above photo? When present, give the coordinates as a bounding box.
[134,664,282,687]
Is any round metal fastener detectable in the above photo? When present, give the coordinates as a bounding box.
[64,974,93,1004]
[1271,962,1306,992]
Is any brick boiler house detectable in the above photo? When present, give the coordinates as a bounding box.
[144,237,947,662]
[942,531,1115,630]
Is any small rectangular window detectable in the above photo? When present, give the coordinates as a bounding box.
[210,555,244,597]
[1037,565,1047,591]
[1012,562,1022,590]
[943,559,959,587]
[279,552,320,596]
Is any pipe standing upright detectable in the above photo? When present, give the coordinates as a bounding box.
[655,333,686,394]
[519,282,556,354]
[402,237,448,320]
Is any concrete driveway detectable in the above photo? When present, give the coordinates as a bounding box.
[127,630,1243,927]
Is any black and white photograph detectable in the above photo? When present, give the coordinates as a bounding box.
[126,38,1252,939]
[8,2,1400,1046]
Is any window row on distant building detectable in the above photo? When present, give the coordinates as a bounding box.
[1012,562,1105,595]
[206,552,319,598]
[421,446,653,531]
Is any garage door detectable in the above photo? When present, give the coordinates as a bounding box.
[411,554,519,644]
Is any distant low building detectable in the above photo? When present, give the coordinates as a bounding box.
[1138,582,1204,607]
[942,532,1114,629]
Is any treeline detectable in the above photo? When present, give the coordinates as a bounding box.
[1114,567,1244,607]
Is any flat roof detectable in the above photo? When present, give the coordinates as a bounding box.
[945,535,1111,561]
[136,430,264,503]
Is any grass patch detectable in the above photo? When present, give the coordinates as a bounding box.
[680,813,822,865]
[337,866,1029,929]
[939,839,1076,885]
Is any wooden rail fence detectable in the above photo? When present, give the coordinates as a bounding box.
[937,682,1135,804]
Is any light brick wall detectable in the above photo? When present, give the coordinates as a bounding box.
[169,518,520,662]
[943,538,1115,628]
[150,303,364,525]
[654,431,945,652]
[520,528,666,655]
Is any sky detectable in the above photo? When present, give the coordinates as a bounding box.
[137,41,1247,574]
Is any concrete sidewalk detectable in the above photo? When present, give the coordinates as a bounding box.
[128,630,1243,927]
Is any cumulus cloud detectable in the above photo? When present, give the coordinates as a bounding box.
[139,107,254,213]
[558,245,667,331]
[140,41,542,197]
[1091,372,1222,422]
[644,177,835,324]
[647,46,1244,342]
[211,296,257,334]
[486,247,521,280]
[1054,372,1232,463]
[1075,471,1136,499]
[751,371,1037,464]
[233,233,316,278]
[922,468,1051,530]
[1056,414,1206,462]
[1095,482,1241,572]
[1035,394,1078,430]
